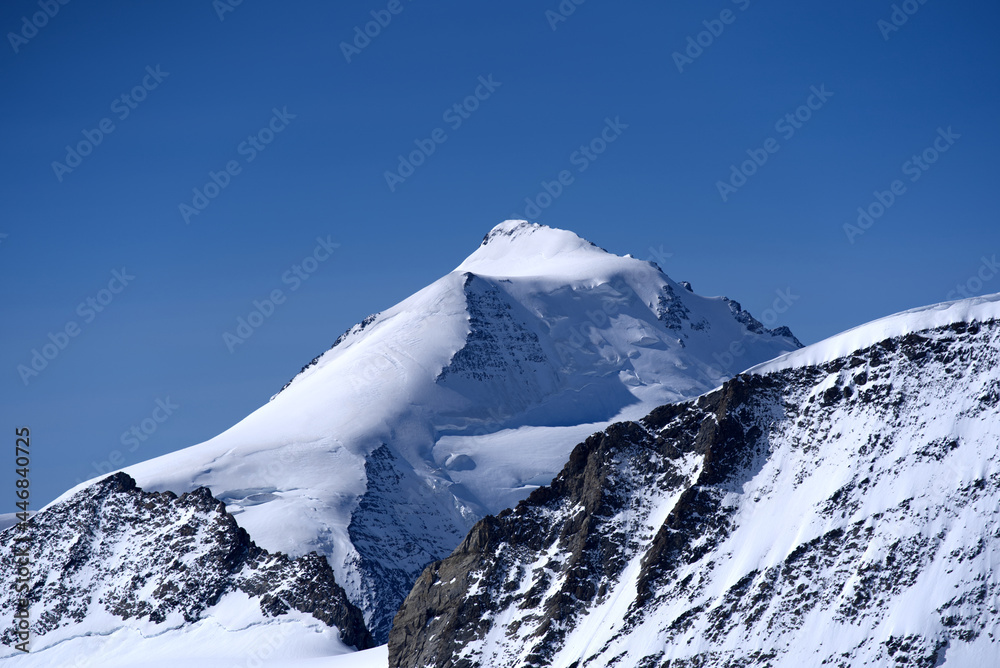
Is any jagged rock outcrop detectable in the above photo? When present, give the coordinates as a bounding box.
[0,472,372,651]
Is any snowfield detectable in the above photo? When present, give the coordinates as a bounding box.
[0,634,388,668]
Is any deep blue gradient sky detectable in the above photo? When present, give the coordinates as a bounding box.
[3,0,998,505]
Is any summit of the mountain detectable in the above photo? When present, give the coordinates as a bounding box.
[459,221,605,276]
[478,220,567,247]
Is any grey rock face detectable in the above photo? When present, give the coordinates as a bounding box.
[723,296,803,347]
[655,283,692,331]
[438,273,547,384]
[347,445,468,643]
[0,472,373,651]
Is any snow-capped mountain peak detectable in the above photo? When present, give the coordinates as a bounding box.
[478,219,594,252]
[457,220,609,277]
[42,222,802,643]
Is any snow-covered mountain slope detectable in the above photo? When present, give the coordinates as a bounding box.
[0,473,372,666]
[389,293,1000,668]
[0,643,389,668]
[49,221,801,642]
[0,512,20,532]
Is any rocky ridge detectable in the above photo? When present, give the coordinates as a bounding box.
[0,472,373,653]
[389,317,1000,668]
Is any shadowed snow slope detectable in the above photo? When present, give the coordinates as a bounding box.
[48,221,801,642]
[389,292,1000,668]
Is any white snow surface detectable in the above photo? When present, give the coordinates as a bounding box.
[0,597,355,667]
[749,290,1000,374]
[44,221,800,652]
[0,620,388,668]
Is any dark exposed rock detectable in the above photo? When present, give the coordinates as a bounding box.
[0,472,372,651]
[656,283,692,331]
[347,444,467,643]
[438,273,547,384]
[723,297,804,347]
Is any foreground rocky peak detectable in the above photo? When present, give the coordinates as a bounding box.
[389,309,1000,667]
[0,472,372,655]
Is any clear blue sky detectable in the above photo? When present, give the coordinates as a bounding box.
[2,0,997,505]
